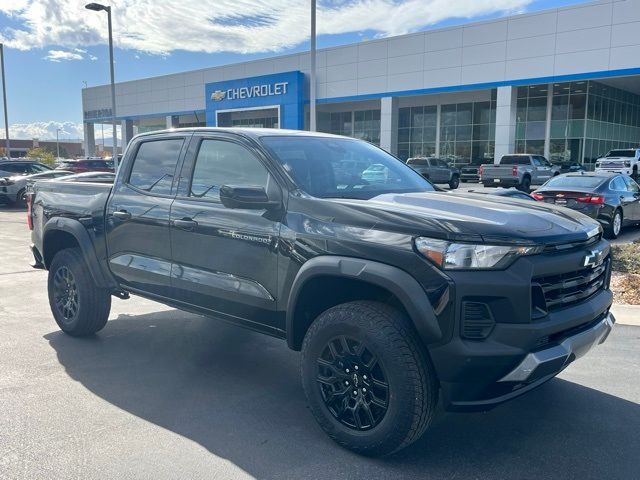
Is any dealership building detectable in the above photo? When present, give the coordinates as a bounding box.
[83,0,640,167]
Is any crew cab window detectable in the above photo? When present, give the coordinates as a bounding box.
[406,158,428,166]
[189,139,268,201]
[29,163,51,173]
[433,159,448,167]
[128,139,184,194]
[1,163,26,173]
[532,157,542,166]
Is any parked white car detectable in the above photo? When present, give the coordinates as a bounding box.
[595,148,640,179]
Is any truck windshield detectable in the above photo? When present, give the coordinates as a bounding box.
[605,150,635,157]
[260,136,434,199]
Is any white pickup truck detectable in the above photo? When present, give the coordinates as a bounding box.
[595,148,639,179]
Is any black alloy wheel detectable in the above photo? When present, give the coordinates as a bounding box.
[52,265,79,322]
[316,335,389,431]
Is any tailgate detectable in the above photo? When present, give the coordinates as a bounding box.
[482,166,516,179]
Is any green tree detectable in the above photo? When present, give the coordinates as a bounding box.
[26,147,56,166]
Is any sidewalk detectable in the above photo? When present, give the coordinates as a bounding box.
[611,304,640,326]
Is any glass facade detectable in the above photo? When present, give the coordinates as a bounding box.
[318,109,381,144]
[397,95,496,164]
[516,80,640,167]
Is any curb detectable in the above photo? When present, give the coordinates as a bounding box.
[611,304,640,326]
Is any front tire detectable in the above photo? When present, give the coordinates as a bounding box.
[301,301,438,456]
[604,209,622,239]
[448,175,460,189]
[48,247,111,336]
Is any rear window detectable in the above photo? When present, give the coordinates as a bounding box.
[500,156,530,165]
[544,176,604,189]
[605,149,636,158]
[407,158,428,166]
[128,139,184,194]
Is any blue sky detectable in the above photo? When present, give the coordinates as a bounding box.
[0,0,591,140]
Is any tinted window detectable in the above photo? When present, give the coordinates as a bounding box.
[500,156,530,165]
[433,159,448,167]
[1,163,26,173]
[623,176,640,192]
[544,176,604,189]
[189,140,268,201]
[128,139,184,194]
[261,136,434,199]
[610,177,627,191]
[605,149,636,158]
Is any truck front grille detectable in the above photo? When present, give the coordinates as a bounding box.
[532,259,609,312]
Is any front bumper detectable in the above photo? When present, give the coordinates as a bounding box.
[426,239,614,411]
[460,173,480,182]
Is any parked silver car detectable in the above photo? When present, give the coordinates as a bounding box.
[0,170,72,207]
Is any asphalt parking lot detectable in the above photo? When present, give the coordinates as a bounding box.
[1,202,639,480]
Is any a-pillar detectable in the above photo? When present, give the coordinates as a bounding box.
[166,115,179,129]
[380,97,399,155]
[84,122,96,157]
[121,119,134,148]
[494,86,518,163]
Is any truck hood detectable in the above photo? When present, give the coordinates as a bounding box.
[328,191,600,245]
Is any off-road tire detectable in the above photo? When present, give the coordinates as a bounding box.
[448,175,460,189]
[301,301,438,456]
[48,247,111,336]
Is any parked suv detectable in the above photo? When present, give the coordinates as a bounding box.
[406,157,460,189]
[481,154,560,191]
[460,158,493,183]
[595,148,640,179]
[29,128,614,456]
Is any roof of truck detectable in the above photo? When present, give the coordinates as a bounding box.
[133,127,349,141]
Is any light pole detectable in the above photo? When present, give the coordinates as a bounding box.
[0,44,10,158]
[310,0,317,132]
[56,128,61,159]
[85,3,117,168]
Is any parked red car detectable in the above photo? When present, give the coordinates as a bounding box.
[55,158,114,173]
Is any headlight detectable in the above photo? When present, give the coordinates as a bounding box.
[415,237,543,270]
[595,161,601,168]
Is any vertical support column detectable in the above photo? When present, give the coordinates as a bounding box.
[494,86,517,163]
[121,119,134,148]
[84,122,95,157]
[166,115,179,129]
[544,83,553,159]
[380,97,398,154]
[435,104,442,157]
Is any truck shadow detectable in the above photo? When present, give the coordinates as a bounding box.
[44,311,639,479]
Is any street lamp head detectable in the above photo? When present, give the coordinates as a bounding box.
[85,3,109,12]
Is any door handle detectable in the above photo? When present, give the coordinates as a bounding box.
[172,218,198,231]
[113,210,131,220]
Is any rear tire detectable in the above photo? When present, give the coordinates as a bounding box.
[15,189,27,208]
[604,209,622,239]
[47,247,111,336]
[301,301,438,456]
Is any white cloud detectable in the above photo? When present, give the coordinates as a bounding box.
[43,49,84,62]
[1,0,532,55]
[5,121,84,140]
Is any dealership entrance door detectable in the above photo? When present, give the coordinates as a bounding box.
[216,106,279,128]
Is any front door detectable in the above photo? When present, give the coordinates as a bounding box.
[169,134,284,333]
[105,134,188,297]
[622,175,640,222]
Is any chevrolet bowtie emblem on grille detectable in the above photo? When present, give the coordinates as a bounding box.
[211,90,226,101]
[584,249,604,268]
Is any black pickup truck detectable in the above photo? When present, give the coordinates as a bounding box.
[29,128,615,456]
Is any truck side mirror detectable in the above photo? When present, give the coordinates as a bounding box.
[219,185,280,210]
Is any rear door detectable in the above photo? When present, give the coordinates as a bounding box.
[622,175,640,221]
[105,133,189,297]
[169,133,284,332]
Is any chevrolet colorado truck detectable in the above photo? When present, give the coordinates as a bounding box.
[29,128,615,456]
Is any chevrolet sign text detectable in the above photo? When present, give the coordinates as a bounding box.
[211,82,289,102]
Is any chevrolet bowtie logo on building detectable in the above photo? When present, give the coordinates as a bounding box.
[211,90,226,102]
